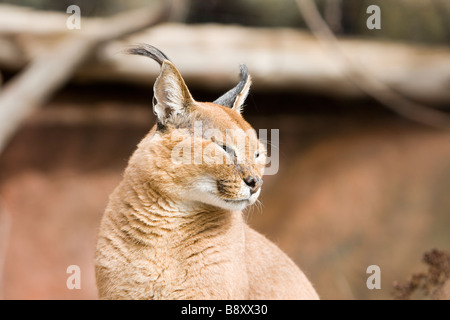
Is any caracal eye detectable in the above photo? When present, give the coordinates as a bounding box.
[218,143,235,157]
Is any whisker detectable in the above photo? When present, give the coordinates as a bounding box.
[259,139,280,151]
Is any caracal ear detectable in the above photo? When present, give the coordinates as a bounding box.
[213,64,252,114]
[126,44,195,126]
[153,60,195,125]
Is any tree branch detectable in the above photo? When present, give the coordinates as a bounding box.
[295,0,450,129]
[0,1,171,154]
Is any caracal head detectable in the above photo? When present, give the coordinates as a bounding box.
[127,45,266,211]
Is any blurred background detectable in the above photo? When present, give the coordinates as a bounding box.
[0,0,449,300]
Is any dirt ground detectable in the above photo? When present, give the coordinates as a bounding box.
[0,85,449,299]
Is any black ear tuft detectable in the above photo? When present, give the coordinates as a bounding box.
[213,65,251,114]
[125,44,171,66]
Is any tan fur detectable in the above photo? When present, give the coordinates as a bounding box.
[95,46,319,300]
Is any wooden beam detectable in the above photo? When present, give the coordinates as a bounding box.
[0,5,449,107]
[0,2,171,153]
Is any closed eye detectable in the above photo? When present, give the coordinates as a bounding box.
[217,143,236,158]
[255,148,267,160]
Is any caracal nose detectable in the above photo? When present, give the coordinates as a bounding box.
[244,176,263,194]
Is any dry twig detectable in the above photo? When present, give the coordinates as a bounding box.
[392,249,450,300]
[0,1,171,154]
[295,0,450,129]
